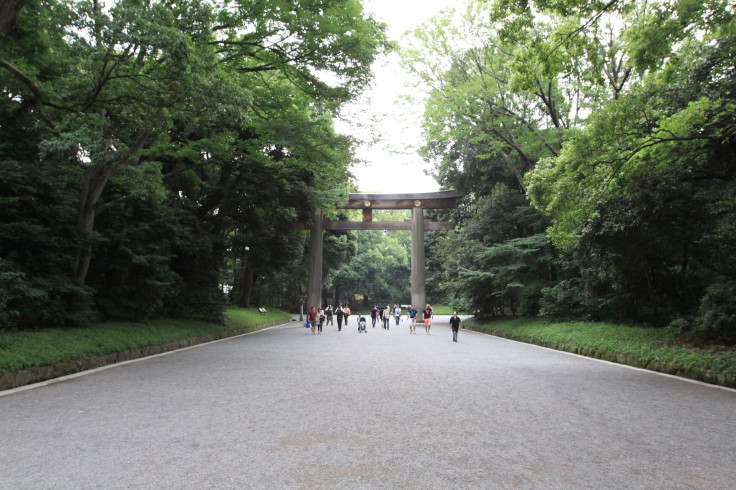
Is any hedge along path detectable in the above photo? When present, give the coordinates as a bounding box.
[465,320,736,389]
[0,317,289,392]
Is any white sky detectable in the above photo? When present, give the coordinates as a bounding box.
[337,0,459,193]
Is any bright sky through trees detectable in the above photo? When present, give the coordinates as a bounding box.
[341,0,457,193]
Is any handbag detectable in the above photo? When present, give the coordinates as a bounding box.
[305,321,311,328]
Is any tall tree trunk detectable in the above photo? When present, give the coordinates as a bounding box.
[232,264,254,308]
[242,266,254,308]
[0,0,27,41]
[72,162,115,285]
[71,131,148,286]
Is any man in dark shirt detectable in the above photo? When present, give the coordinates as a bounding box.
[449,311,462,342]
[335,304,344,331]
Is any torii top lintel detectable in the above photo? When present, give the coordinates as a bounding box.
[341,190,461,210]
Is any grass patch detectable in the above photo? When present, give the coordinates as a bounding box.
[226,308,291,331]
[428,304,468,315]
[466,317,736,377]
[0,308,291,375]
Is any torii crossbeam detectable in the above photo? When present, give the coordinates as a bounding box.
[307,190,461,310]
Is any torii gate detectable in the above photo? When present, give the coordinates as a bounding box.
[307,190,461,309]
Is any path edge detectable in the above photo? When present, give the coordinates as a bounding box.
[466,326,736,389]
[0,319,291,392]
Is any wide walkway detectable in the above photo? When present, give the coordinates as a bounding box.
[1,316,735,489]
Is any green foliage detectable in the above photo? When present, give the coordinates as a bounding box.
[427,304,469,315]
[525,0,736,333]
[0,0,387,326]
[87,197,189,321]
[689,281,736,343]
[330,229,411,306]
[224,307,292,330]
[454,233,553,316]
[402,0,626,317]
[0,161,95,329]
[538,279,591,318]
[424,181,554,316]
[407,0,736,339]
[528,1,736,247]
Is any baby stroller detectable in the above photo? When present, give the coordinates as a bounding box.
[358,315,367,333]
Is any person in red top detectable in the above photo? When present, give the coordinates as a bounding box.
[308,306,318,334]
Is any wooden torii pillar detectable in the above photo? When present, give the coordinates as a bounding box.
[307,190,460,309]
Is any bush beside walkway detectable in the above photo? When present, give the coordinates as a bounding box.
[465,317,736,389]
[0,308,292,391]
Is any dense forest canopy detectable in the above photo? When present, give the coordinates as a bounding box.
[403,0,735,342]
[0,0,389,327]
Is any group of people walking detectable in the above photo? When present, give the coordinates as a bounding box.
[306,304,354,334]
[368,304,406,330]
[305,303,463,341]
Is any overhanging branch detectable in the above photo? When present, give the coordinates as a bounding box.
[0,58,56,129]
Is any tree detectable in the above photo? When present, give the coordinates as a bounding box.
[401,0,619,315]
[0,0,27,40]
[405,0,736,334]
[527,0,736,331]
[1,0,388,287]
[0,0,389,327]
[0,160,94,328]
[403,0,633,196]
[425,187,551,315]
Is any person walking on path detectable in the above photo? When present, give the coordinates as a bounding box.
[394,304,401,326]
[325,305,333,326]
[335,304,344,331]
[449,311,461,342]
[383,305,391,329]
[423,304,433,334]
[344,306,351,326]
[407,304,418,334]
[370,305,378,328]
[308,306,318,334]
[317,308,325,335]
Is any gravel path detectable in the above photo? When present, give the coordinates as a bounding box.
[1,315,735,489]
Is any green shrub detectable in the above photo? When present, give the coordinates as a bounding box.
[0,160,96,329]
[692,281,736,344]
[538,279,591,319]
